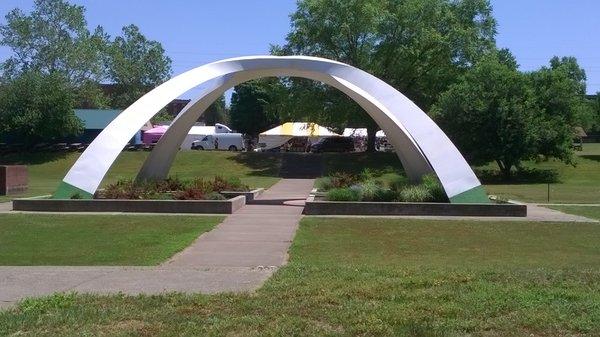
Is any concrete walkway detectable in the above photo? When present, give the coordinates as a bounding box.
[0,179,315,310]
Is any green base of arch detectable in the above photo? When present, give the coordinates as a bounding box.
[449,185,490,204]
[53,181,94,199]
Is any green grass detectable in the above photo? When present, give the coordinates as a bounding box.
[2,218,599,336]
[0,151,282,201]
[0,214,223,265]
[481,143,600,204]
[547,206,600,221]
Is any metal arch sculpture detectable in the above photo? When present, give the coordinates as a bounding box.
[54,55,488,203]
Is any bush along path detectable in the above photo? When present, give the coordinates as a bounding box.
[0,179,316,310]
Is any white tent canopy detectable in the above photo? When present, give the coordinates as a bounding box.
[258,122,340,150]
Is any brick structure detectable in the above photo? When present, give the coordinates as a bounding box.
[0,165,28,195]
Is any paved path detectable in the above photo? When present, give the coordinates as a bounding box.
[0,179,315,310]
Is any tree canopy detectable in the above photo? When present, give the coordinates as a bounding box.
[432,53,589,176]
[0,71,82,145]
[271,0,498,150]
[105,24,172,108]
[203,95,228,125]
[0,0,109,107]
[229,80,280,137]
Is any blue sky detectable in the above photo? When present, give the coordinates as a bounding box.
[1,0,599,100]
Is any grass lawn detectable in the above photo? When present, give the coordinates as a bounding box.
[0,214,223,265]
[547,206,600,221]
[481,143,600,204]
[0,151,282,201]
[2,217,599,336]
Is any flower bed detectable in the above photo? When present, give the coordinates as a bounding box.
[315,170,447,203]
[94,176,250,201]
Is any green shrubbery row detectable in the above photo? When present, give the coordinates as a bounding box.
[95,176,249,200]
[318,171,447,203]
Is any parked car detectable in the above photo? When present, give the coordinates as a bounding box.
[191,134,244,151]
[310,137,355,153]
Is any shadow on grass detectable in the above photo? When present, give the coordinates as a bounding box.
[322,152,405,176]
[581,155,600,162]
[229,152,282,177]
[0,152,70,165]
[475,167,560,185]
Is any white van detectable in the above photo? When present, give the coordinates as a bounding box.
[191,133,244,151]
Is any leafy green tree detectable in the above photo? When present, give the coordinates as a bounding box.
[526,57,588,163]
[0,71,82,145]
[203,95,228,125]
[106,24,172,108]
[273,0,497,151]
[431,53,536,177]
[0,0,109,107]
[229,80,280,137]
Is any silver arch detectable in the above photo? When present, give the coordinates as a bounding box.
[54,56,487,203]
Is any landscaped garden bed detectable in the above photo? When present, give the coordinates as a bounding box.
[12,176,259,214]
[305,170,527,217]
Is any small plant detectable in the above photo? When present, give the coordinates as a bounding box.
[421,174,447,202]
[326,187,361,201]
[373,188,397,202]
[173,187,205,200]
[315,177,334,191]
[205,192,226,200]
[399,185,433,202]
[330,172,359,188]
[359,180,380,201]
[388,175,409,192]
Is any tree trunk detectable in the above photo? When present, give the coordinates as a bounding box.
[497,160,513,179]
[366,125,378,153]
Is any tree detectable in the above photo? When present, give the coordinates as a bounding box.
[105,24,172,108]
[0,0,109,107]
[526,57,588,163]
[431,53,536,177]
[203,95,228,125]
[273,0,497,151]
[229,80,280,137]
[0,71,82,145]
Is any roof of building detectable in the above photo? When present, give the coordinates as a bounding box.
[75,109,122,130]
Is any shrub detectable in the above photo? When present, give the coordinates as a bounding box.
[173,188,205,200]
[203,176,250,192]
[205,192,226,200]
[399,185,433,202]
[191,178,215,194]
[225,176,249,191]
[159,176,188,191]
[388,175,409,192]
[315,177,334,191]
[330,172,359,189]
[421,174,447,202]
[326,187,361,201]
[373,188,397,202]
[359,180,380,201]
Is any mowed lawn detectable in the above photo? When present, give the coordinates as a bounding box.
[0,151,282,201]
[482,143,600,204]
[0,214,223,265]
[2,218,599,336]
[548,205,600,221]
